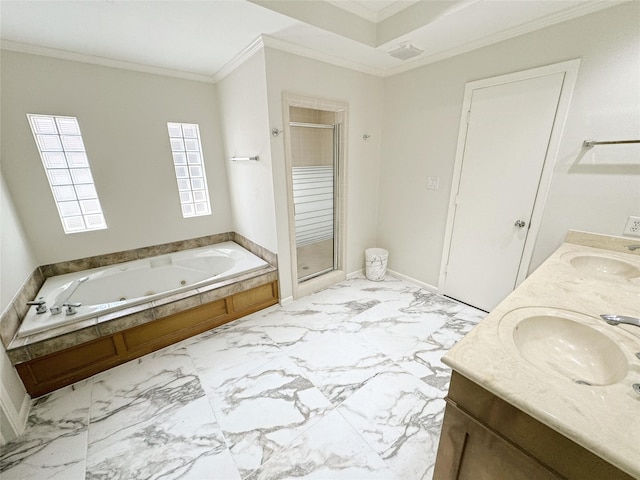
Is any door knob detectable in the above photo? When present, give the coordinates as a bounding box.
[514,220,526,228]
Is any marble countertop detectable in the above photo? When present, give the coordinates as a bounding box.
[442,230,640,477]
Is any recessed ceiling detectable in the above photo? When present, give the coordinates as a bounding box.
[0,0,623,82]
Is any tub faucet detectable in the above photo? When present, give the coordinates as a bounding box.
[600,314,640,328]
[62,302,81,316]
[50,276,89,315]
[626,244,640,251]
[26,297,47,314]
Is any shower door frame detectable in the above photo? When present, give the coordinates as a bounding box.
[282,94,348,300]
[290,121,338,282]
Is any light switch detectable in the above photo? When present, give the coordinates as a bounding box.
[427,176,440,190]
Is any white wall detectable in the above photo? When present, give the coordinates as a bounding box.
[1,51,233,265]
[263,47,384,300]
[378,2,640,288]
[216,50,278,254]
[0,173,32,442]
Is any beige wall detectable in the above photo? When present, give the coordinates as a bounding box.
[216,50,278,254]
[378,2,640,288]
[0,173,32,442]
[264,47,384,299]
[1,51,233,265]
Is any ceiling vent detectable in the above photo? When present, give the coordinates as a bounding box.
[387,43,424,61]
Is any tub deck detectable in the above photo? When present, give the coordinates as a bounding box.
[10,265,278,397]
[5,234,279,397]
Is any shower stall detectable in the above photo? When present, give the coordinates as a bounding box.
[288,107,339,283]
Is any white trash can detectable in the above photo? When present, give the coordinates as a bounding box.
[365,248,389,281]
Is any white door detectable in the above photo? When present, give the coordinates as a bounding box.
[442,72,565,312]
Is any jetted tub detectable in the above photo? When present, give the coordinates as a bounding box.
[18,241,269,338]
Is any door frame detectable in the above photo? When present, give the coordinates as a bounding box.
[438,59,581,296]
[282,93,349,300]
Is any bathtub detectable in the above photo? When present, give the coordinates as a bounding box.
[18,241,269,338]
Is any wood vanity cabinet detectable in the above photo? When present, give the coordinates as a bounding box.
[433,372,634,480]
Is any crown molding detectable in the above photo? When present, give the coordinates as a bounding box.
[260,34,386,78]
[383,0,626,77]
[0,40,215,84]
[212,36,266,83]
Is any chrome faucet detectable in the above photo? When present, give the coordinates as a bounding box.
[50,276,88,315]
[26,297,47,314]
[600,314,640,328]
[62,302,81,315]
[626,244,640,251]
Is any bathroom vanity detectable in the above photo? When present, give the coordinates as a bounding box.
[433,231,640,479]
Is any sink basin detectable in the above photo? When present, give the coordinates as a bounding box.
[567,254,639,279]
[512,314,629,385]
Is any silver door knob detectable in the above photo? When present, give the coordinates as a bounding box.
[514,220,526,228]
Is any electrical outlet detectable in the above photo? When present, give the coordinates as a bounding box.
[623,216,640,237]
[427,176,440,190]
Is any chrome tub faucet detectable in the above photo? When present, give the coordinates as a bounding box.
[26,297,47,314]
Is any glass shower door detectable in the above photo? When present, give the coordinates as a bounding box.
[290,120,337,282]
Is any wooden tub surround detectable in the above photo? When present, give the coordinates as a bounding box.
[14,278,278,397]
[3,233,279,398]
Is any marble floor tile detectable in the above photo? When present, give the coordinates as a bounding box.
[396,308,482,390]
[1,274,477,480]
[0,380,91,480]
[186,323,282,378]
[246,410,399,480]
[345,301,450,360]
[86,396,238,480]
[86,347,238,479]
[207,354,333,477]
[287,331,395,405]
[307,275,422,305]
[338,367,445,480]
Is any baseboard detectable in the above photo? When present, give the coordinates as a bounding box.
[386,269,439,293]
[279,296,294,306]
[0,385,30,443]
[346,269,363,279]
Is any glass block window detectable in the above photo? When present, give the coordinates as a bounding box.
[27,114,107,234]
[167,122,211,217]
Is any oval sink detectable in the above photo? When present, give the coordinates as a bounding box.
[568,255,639,279]
[512,315,628,385]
